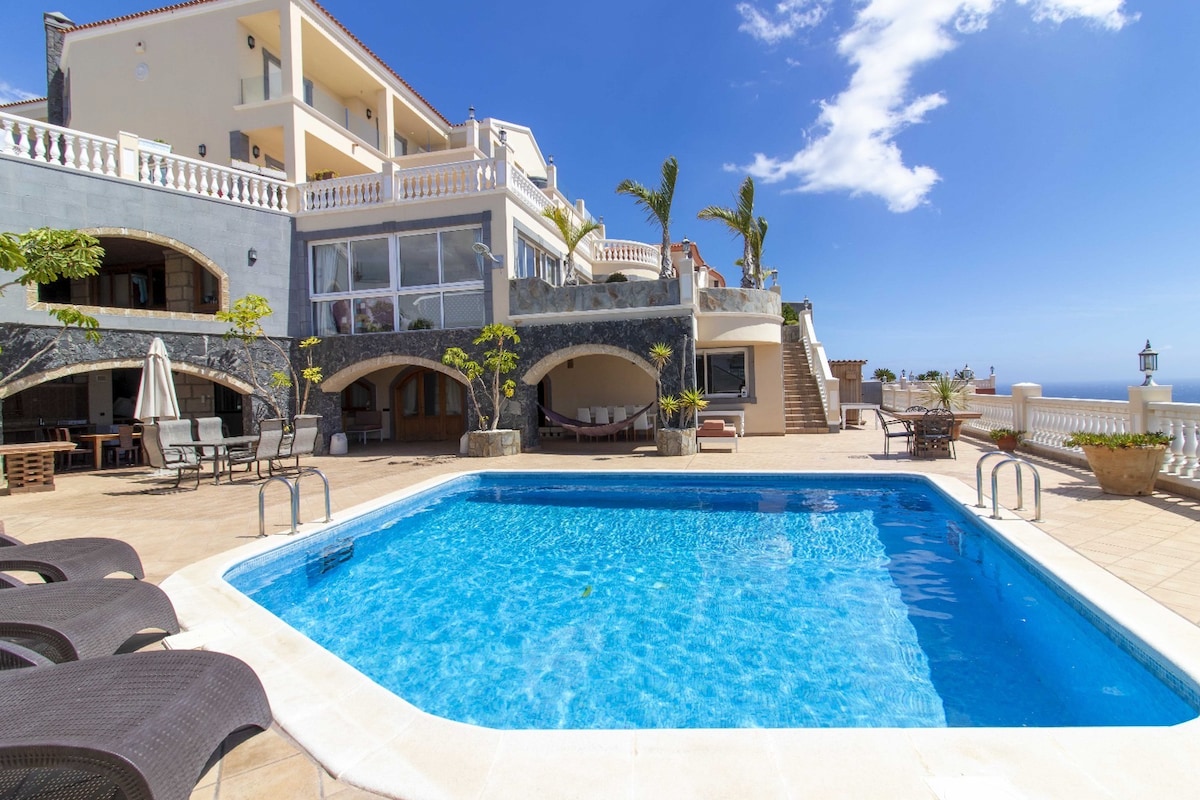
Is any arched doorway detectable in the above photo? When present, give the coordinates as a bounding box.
[393,369,466,441]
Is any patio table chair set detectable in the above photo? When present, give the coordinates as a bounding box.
[875,407,957,459]
[0,526,271,800]
[140,415,318,488]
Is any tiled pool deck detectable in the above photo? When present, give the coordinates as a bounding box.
[5,428,1200,799]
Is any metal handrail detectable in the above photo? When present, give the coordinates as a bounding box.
[295,467,332,524]
[258,476,298,537]
[975,453,1043,522]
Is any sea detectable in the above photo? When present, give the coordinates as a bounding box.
[999,379,1200,404]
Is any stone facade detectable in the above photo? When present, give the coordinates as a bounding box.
[510,277,681,315]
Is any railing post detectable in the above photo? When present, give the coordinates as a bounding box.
[117,131,140,180]
[1011,382,1042,434]
[1129,384,1172,433]
[380,161,395,202]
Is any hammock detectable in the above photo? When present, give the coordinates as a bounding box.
[538,402,654,438]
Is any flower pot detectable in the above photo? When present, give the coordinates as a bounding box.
[994,434,1019,452]
[1080,444,1167,496]
[466,429,520,458]
[655,428,697,457]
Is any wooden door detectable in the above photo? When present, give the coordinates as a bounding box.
[394,370,466,441]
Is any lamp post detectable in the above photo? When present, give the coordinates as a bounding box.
[1138,340,1159,386]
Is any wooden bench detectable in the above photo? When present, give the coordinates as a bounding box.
[696,419,739,452]
[0,443,80,494]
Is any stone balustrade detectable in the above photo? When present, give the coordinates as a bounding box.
[592,239,660,269]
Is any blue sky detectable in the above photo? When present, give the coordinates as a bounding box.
[2,0,1196,385]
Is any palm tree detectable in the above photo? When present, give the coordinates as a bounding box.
[615,156,678,279]
[541,205,601,285]
[698,176,762,289]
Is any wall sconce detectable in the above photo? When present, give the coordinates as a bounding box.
[468,105,475,120]
[251,145,260,158]
[365,108,372,119]
[247,247,258,266]
[680,237,691,260]
[1139,339,1159,386]
[198,143,207,157]
[247,34,255,49]
[471,242,503,269]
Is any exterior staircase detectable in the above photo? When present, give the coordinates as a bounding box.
[783,341,831,434]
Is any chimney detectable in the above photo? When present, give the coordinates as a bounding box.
[44,11,74,126]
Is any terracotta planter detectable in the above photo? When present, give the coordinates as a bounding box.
[466,429,520,458]
[1080,444,1167,496]
[994,435,1019,452]
[655,428,697,457]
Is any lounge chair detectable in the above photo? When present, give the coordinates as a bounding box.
[0,649,272,800]
[0,532,144,584]
[697,418,739,451]
[875,408,913,457]
[0,578,179,663]
[141,422,202,489]
[345,410,383,443]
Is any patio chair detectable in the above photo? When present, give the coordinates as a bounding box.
[875,409,913,457]
[195,416,226,468]
[913,409,956,459]
[0,649,272,800]
[51,428,90,471]
[0,531,144,584]
[0,578,178,663]
[141,423,202,489]
[274,415,319,473]
[612,406,628,440]
[229,418,286,479]
[632,410,652,440]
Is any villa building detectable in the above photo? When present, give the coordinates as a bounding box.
[0,0,840,449]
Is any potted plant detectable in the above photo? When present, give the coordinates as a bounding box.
[655,395,695,456]
[442,324,521,457]
[920,375,971,439]
[1063,431,1173,496]
[989,428,1025,452]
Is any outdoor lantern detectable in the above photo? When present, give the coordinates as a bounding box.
[198,143,206,157]
[1139,339,1159,386]
[251,145,260,158]
[247,35,255,49]
[681,237,690,260]
[247,248,257,266]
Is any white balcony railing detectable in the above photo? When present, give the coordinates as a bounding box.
[0,110,291,212]
[592,239,660,269]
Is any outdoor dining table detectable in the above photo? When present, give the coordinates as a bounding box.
[194,435,259,485]
[75,432,141,470]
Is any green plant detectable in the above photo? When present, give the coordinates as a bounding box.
[216,294,323,417]
[781,303,799,325]
[1064,431,1173,450]
[604,272,628,283]
[408,318,434,330]
[308,170,338,181]
[988,428,1025,443]
[916,370,942,381]
[698,176,764,289]
[873,367,896,383]
[442,323,520,431]
[541,205,602,285]
[678,387,709,429]
[658,394,681,428]
[648,342,673,400]
[615,155,678,279]
[919,375,970,410]
[0,227,104,389]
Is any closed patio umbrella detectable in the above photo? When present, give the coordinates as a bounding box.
[134,337,181,422]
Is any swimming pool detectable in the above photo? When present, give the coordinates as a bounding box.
[164,470,1200,799]
[225,472,1195,729]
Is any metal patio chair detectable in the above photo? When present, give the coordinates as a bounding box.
[874,409,913,457]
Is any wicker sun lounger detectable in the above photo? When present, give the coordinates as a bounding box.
[0,532,144,584]
[0,649,272,800]
[0,579,179,663]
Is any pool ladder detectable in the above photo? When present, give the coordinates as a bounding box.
[975,452,1043,522]
[258,467,332,537]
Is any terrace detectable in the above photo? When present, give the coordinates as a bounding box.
[4,430,1200,798]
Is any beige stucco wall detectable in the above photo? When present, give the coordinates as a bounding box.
[543,355,656,417]
[745,343,784,435]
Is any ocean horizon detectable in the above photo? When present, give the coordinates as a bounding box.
[999,379,1200,404]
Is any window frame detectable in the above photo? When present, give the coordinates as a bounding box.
[695,347,751,398]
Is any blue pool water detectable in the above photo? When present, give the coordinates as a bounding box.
[227,472,1198,730]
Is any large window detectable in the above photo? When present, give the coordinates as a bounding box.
[311,227,486,335]
[515,235,561,284]
[696,349,748,397]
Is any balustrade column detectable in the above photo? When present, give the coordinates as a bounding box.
[1011,383,1042,435]
[1129,385,1172,433]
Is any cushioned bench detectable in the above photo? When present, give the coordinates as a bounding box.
[697,419,739,452]
[345,410,384,444]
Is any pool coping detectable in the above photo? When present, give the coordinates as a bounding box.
[161,470,1200,799]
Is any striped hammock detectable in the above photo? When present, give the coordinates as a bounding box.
[537,402,654,438]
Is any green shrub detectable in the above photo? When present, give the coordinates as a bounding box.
[604,272,628,283]
[988,428,1025,443]
[1063,431,1173,450]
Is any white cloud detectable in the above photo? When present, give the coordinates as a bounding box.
[0,81,39,104]
[1015,0,1138,30]
[733,0,1137,212]
[736,0,829,45]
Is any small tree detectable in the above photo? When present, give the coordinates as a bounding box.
[698,176,763,289]
[781,303,799,325]
[541,205,601,286]
[679,387,709,429]
[616,155,679,279]
[442,323,521,431]
[873,368,896,383]
[216,294,323,418]
[0,228,104,389]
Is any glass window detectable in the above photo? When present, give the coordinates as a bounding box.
[441,229,482,284]
[313,299,352,336]
[696,351,747,396]
[313,243,349,293]
[443,291,485,329]
[351,238,390,291]
[354,297,395,333]
[398,233,439,287]
[397,292,442,330]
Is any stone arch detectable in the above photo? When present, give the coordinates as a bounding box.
[522,344,657,386]
[26,226,230,313]
[322,355,466,393]
[0,358,257,398]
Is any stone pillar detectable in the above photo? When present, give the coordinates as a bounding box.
[118,131,140,180]
[44,12,73,126]
[1129,384,1172,434]
[163,250,194,312]
[1011,382,1042,434]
